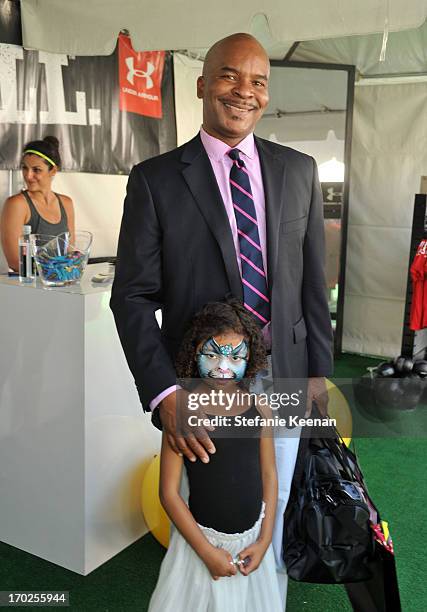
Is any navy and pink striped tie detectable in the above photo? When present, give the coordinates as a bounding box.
[228,148,270,326]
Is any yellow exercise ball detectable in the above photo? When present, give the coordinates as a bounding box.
[325,379,352,446]
[141,455,170,548]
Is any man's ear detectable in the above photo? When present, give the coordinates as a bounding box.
[196,76,204,99]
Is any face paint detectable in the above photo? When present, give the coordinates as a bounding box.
[196,336,249,382]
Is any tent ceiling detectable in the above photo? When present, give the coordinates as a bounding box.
[21,0,426,56]
[184,17,427,78]
[266,66,348,114]
[292,19,427,76]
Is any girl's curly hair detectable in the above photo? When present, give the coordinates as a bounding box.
[175,298,268,384]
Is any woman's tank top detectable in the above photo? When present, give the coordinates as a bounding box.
[22,190,69,236]
[184,401,263,534]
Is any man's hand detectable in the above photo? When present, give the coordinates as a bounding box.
[306,377,329,417]
[159,389,216,463]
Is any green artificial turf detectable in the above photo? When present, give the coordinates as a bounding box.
[0,353,425,611]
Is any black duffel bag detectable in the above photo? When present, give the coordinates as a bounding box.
[283,431,376,583]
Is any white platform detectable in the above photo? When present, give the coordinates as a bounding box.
[0,264,161,575]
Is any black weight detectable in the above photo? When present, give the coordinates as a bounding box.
[354,374,375,411]
[374,378,401,409]
[413,360,427,378]
[374,375,422,411]
[393,355,414,375]
[353,374,392,422]
[376,362,395,377]
[403,358,414,374]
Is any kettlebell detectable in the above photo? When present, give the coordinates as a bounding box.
[413,360,427,378]
[393,355,414,376]
[376,361,395,377]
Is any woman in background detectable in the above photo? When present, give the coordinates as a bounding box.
[0,136,75,271]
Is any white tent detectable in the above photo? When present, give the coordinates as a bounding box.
[21,0,426,57]
[11,2,427,357]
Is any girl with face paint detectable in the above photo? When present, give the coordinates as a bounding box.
[149,299,282,612]
[196,333,249,383]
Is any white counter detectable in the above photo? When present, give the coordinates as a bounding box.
[0,264,161,575]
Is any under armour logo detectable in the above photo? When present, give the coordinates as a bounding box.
[125,56,155,88]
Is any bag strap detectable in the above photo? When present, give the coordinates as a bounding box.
[292,430,311,488]
[292,406,351,489]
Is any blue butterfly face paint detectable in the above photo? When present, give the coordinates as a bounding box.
[196,336,249,382]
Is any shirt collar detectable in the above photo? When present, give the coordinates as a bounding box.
[200,127,255,162]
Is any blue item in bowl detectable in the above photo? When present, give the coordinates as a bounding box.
[31,231,93,287]
[35,250,87,284]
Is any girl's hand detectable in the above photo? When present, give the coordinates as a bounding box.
[237,540,269,576]
[202,547,237,580]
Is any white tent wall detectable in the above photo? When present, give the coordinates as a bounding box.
[343,81,427,357]
[52,173,127,259]
[0,172,11,273]
[173,53,203,145]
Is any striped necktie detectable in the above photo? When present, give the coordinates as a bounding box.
[228,148,270,326]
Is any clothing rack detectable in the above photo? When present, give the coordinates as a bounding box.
[401,194,427,358]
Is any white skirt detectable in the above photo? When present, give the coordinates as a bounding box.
[148,503,283,612]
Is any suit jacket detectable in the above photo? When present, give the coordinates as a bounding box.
[110,134,333,410]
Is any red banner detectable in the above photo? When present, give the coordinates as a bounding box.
[118,34,165,118]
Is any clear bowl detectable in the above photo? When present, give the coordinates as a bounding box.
[31,231,93,287]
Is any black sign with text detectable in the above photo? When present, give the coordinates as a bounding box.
[0,42,176,174]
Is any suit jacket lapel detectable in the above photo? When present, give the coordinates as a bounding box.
[181,135,243,300]
[255,136,287,291]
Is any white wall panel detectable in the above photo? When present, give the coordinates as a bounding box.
[173,53,203,146]
[345,226,410,299]
[343,294,405,358]
[53,172,128,258]
[344,82,427,357]
[0,171,11,273]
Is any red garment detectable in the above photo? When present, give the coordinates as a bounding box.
[410,239,427,330]
[422,254,427,328]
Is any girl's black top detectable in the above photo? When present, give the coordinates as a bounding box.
[184,402,263,534]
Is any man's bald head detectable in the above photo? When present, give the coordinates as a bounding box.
[197,33,270,146]
[203,33,270,78]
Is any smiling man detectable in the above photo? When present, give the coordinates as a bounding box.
[197,36,270,145]
[111,33,334,610]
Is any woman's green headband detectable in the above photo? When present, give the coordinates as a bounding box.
[23,149,57,168]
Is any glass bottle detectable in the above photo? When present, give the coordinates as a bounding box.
[18,225,35,282]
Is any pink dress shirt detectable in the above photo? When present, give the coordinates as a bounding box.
[199,127,268,275]
[150,128,269,410]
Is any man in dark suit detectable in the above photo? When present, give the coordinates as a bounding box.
[111,33,333,607]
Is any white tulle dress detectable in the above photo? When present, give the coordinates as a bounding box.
[148,502,283,612]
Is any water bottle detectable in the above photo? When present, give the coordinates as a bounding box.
[18,225,35,282]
